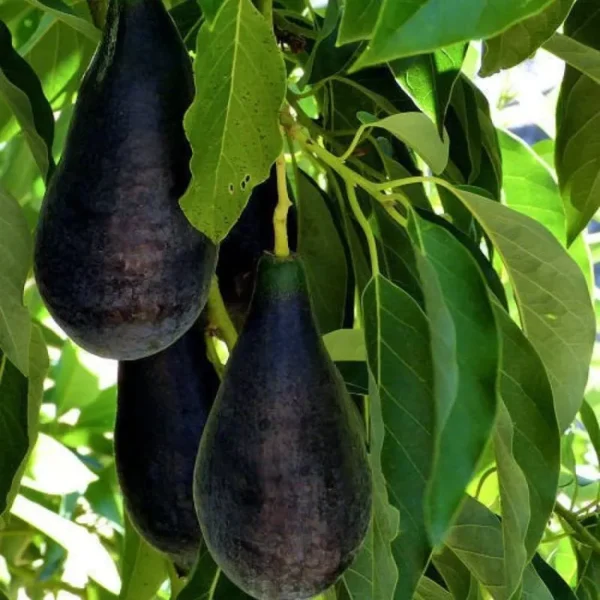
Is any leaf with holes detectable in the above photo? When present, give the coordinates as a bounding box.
[181,0,286,243]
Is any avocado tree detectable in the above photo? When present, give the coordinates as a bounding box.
[1,0,600,598]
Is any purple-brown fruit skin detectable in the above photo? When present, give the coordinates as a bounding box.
[115,322,219,571]
[34,0,217,360]
[195,254,372,600]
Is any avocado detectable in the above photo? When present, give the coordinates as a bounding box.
[195,254,372,600]
[115,320,219,571]
[34,0,217,360]
[217,166,297,327]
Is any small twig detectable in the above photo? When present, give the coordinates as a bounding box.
[554,502,600,555]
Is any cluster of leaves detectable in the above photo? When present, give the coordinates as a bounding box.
[1,0,600,599]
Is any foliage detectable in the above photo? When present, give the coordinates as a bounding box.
[0,0,600,599]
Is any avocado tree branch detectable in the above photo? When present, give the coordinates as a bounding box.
[207,278,238,351]
[273,154,292,258]
[554,502,600,555]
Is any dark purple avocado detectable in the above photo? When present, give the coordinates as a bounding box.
[115,321,220,571]
[34,0,217,360]
[195,254,372,600]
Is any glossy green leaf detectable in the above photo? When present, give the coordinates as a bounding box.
[24,0,99,40]
[580,400,600,468]
[454,188,595,431]
[10,493,121,593]
[119,515,168,600]
[415,578,452,600]
[392,44,467,135]
[0,20,55,180]
[355,112,449,174]
[411,214,499,546]
[446,497,553,599]
[340,374,399,600]
[180,0,286,243]
[494,401,530,598]
[492,304,560,559]
[481,0,575,76]
[297,171,348,334]
[363,274,433,599]
[323,329,365,362]
[531,554,578,600]
[0,187,32,375]
[545,32,600,86]
[350,0,556,70]
[337,0,381,44]
[555,2,600,243]
[433,547,482,600]
[498,129,566,244]
[0,326,47,524]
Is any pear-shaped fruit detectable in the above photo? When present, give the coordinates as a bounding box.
[34,0,217,360]
[195,254,372,600]
[115,321,219,571]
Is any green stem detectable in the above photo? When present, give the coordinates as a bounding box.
[207,278,238,351]
[274,154,292,258]
[554,502,600,555]
[345,183,379,277]
[255,0,273,23]
[0,353,6,385]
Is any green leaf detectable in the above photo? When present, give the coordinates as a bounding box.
[198,0,225,24]
[531,554,578,600]
[0,326,47,524]
[391,44,467,135]
[492,304,560,559]
[415,577,453,600]
[481,0,575,76]
[0,20,55,181]
[545,32,600,86]
[337,0,381,44]
[51,340,101,414]
[297,171,348,334]
[454,188,595,431]
[355,113,449,174]
[446,497,553,599]
[180,0,286,243]
[349,0,556,70]
[494,401,530,598]
[323,329,366,362]
[363,274,433,599]
[555,2,600,243]
[23,0,100,41]
[24,433,98,495]
[580,400,600,469]
[433,547,482,600]
[411,214,499,546]
[119,514,168,600]
[0,187,32,375]
[339,375,399,600]
[10,493,121,594]
[498,129,566,244]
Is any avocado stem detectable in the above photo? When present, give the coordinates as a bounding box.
[273,154,292,258]
[346,183,380,277]
[207,278,238,351]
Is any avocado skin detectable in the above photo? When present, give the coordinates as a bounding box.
[195,254,372,600]
[115,321,219,571]
[217,166,297,327]
[34,0,217,360]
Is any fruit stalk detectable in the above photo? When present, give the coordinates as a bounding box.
[273,154,292,258]
[207,278,238,350]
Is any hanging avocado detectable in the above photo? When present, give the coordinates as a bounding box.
[34,0,217,360]
[115,320,219,571]
[195,253,372,600]
[217,165,297,328]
